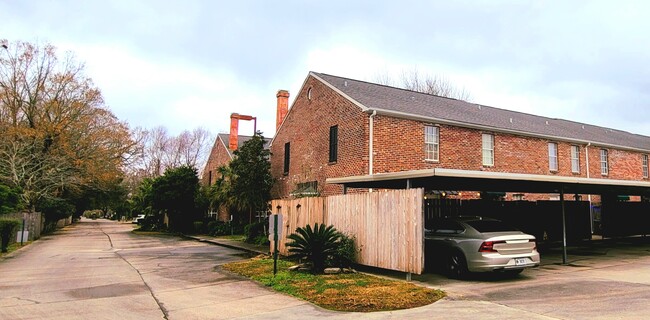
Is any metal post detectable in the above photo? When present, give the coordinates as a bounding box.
[561,187,568,265]
[20,218,25,245]
[273,206,280,276]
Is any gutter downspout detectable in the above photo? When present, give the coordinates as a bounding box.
[585,143,593,233]
[369,110,377,175]
[369,110,377,193]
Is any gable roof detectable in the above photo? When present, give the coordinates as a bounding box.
[312,72,650,152]
[217,133,272,159]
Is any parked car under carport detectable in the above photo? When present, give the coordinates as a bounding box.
[425,216,540,278]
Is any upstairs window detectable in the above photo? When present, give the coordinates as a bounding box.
[425,125,439,161]
[548,143,558,171]
[283,142,290,174]
[329,125,338,163]
[482,133,494,166]
[643,154,648,178]
[600,149,608,175]
[571,145,580,173]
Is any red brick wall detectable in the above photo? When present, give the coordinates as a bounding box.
[201,137,232,186]
[272,76,649,199]
[271,75,368,198]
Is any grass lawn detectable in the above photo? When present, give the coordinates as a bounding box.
[222,256,445,312]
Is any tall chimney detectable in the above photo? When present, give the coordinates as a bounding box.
[276,90,289,130]
[229,113,239,150]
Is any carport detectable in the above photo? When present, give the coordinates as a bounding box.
[328,168,650,264]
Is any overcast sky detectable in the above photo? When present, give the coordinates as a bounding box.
[2,1,650,138]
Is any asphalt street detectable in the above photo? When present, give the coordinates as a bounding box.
[2,219,650,319]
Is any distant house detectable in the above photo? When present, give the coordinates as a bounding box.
[201,116,272,221]
[270,72,650,201]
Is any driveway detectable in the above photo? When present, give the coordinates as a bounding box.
[411,238,650,319]
[2,220,649,319]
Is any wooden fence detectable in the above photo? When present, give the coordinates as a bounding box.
[270,188,424,274]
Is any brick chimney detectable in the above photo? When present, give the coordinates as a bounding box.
[276,90,289,130]
[229,113,240,150]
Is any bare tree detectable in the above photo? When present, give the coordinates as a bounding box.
[374,68,471,101]
[127,126,213,180]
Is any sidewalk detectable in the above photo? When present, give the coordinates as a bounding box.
[183,234,270,255]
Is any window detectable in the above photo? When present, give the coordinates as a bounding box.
[571,145,580,173]
[482,133,494,166]
[424,125,439,161]
[283,142,290,174]
[548,143,558,171]
[208,171,212,186]
[643,154,648,178]
[329,125,338,163]
[600,149,608,175]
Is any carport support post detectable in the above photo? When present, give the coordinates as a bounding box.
[561,188,568,265]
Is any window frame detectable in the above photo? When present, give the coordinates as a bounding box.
[571,145,580,173]
[548,142,558,171]
[482,133,494,166]
[600,149,608,175]
[424,125,439,162]
[643,154,649,179]
[283,142,290,175]
[329,125,338,163]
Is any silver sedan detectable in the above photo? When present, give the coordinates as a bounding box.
[425,216,540,278]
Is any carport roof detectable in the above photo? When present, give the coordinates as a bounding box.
[327,168,650,196]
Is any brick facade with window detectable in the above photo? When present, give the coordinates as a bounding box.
[270,72,650,199]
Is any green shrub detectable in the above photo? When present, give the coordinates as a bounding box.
[244,220,268,243]
[286,223,341,274]
[193,221,205,234]
[208,221,231,236]
[331,233,358,269]
[0,219,21,253]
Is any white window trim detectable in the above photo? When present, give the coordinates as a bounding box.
[424,125,439,162]
[571,145,580,173]
[643,154,648,179]
[600,149,608,175]
[482,133,494,166]
[548,142,558,171]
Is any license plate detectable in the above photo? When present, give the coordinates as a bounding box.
[515,258,528,266]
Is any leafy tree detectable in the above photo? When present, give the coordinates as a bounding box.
[0,40,134,210]
[228,133,274,224]
[36,197,75,233]
[286,223,342,274]
[151,165,201,232]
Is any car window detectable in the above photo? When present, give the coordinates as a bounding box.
[431,220,465,234]
[465,220,518,233]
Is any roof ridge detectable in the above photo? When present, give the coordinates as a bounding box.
[313,71,467,103]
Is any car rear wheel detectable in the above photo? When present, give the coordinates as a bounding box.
[447,251,467,279]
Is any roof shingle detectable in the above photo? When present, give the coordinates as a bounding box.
[313,72,650,151]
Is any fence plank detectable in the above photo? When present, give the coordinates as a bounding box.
[270,188,424,274]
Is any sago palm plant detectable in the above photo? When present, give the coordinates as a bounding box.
[286,223,341,274]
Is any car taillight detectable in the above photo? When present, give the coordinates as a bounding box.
[530,239,537,250]
[479,241,500,252]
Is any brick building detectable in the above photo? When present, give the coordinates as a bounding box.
[201,114,271,221]
[270,72,650,201]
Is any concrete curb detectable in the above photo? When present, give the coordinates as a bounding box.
[181,234,269,256]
